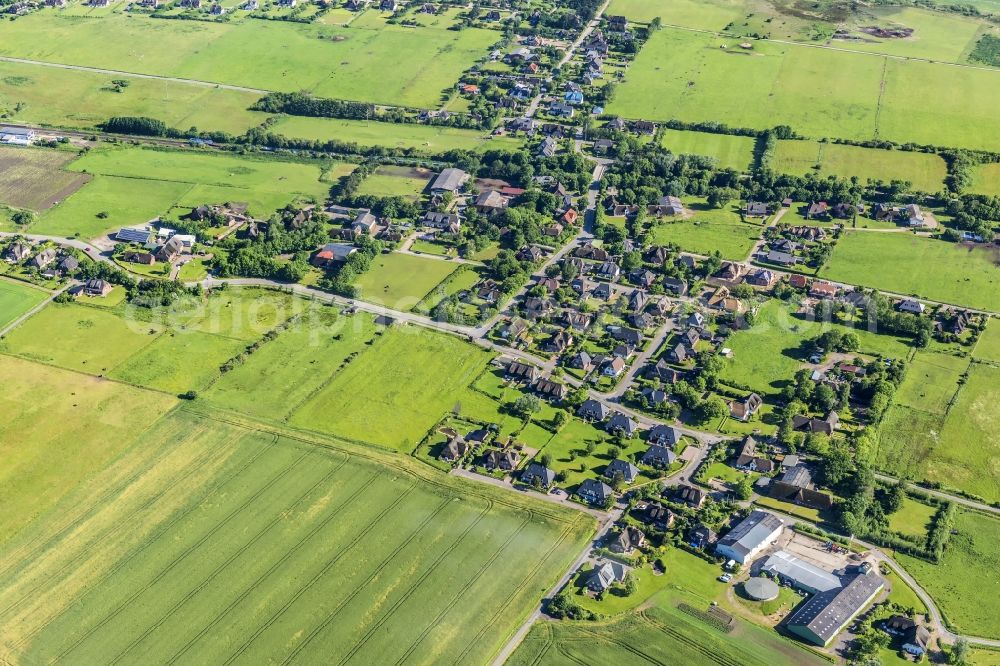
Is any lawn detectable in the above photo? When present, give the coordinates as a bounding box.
[720,299,912,396]
[607,0,742,29]
[970,163,1000,197]
[0,59,266,135]
[883,566,927,614]
[415,265,483,313]
[974,317,1000,362]
[271,116,523,153]
[0,145,88,211]
[887,496,937,540]
[773,140,947,193]
[893,351,968,415]
[109,329,244,395]
[0,355,176,544]
[569,563,674,615]
[645,202,762,260]
[30,175,192,240]
[352,252,459,311]
[536,418,651,490]
[821,231,1000,312]
[660,128,755,172]
[0,13,498,108]
[290,326,493,450]
[0,302,164,375]
[0,279,48,330]
[355,165,431,200]
[204,308,378,420]
[0,408,594,665]
[896,508,1000,638]
[163,288,302,340]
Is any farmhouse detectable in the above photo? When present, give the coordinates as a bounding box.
[430,168,469,194]
[5,243,32,263]
[715,510,784,564]
[311,243,357,268]
[32,248,57,269]
[786,573,885,646]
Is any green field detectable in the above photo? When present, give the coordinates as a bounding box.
[645,202,762,260]
[660,128,755,172]
[272,116,522,153]
[887,496,938,539]
[0,13,498,108]
[205,307,378,420]
[896,508,1000,638]
[109,329,244,394]
[970,162,1000,197]
[290,326,492,450]
[0,355,176,544]
[821,232,1000,312]
[0,408,593,664]
[607,28,1000,151]
[0,279,48,331]
[352,252,459,310]
[720,299,912,395]
[774,140,947,192]
[0,145,88,211]
[607,0,742,29]
[510,547,826,666]
[355,165,432,199]
[974,317,1000,362]
[0,60,266,134]
[893,351,968,415]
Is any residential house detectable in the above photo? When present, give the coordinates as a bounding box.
[609,526,646,554]
[715,262,744,282]
[521,462,556,488]
[792,411,839,436]
[586,560,628,592]
[689,523,716,548]
[82,279,113,297]
[641,445,677,469]
[745,269,776,288]
[5,243,32,263]
[602,356,626,377]
[597,260,621,281]
[537,136,558,158]
[765,250,798,266]
[506,360,540,382]
[475,190,508,215]
[575,244,609,261]
[577,478,614,506]
[729,393,762,421]
[58,256,79,273]
[439,436,470,462]
[577,399,610,421]
[121,251,155,265]
[534,378,567,402]
[499,317,528,341]
[898,299,925,314]
[806,201,830,219]
[604,459,639,484]
[677,485,706,509]
[904,203,926,227]
[311,243,356,268]
[643,503,674,529]
[605,412,638,437]
[351,209,379,236]
[569,350,593,371]
[544,330,573,353]
[31,248,57,269]
[422,211,462,231]
[663,277,688,296]
[667,343,689,363]
[745,201,768,217]
[483,449,519,472]
[809,281,838,299]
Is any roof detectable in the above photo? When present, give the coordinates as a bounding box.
[578,478,613,501]
[431,167,469,192]
[780,464,813,488]
[605,458,639,482]
[761,551,841,593]
[523,462,556,486]
[116,228,152,244]
[716,511,783,559]
[743,577,780,601]
[787,574,885,645]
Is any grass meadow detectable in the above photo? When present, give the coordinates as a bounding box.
[970,163,1000,197]
[821,232,1000,312]
[607,0,742,29]
[108,329,245,394]
[352,251,460,310]
[893,351,968,415]
[355,165,432,199]
[272,116,523,153]
[0,13,497,108]
[0,355,176,544]
[660,128,755,172]
[290,325,493,450]
[0,145,88,211]
[887,496,938,539]
[0,408,593,664]
[974,317,1000,362]
[896,508,1000,639]
[0,60,266,134]
[0,279,48,330]
[773,140,947,192]
[645,202,762,260]
[720,300,912,395]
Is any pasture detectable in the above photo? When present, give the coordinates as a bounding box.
[271,116,523,153]
[290,326,493,450]
[974,317,1000,362]
[887,496,938,539]
[660,128,755,172]
[607,0,742,29]
[893,351,968,415]
[109,329,244,394]
[0,279,48,331]
[204,307,378,420]
[0,355,176,544]
[0,60,266,134]
[720,300,912,395]
[970,163,1000,197]
[0,409,593,664]
[645,202,762,260]
[355,165,432,199]
[352,252,459,310]
[0,145,88,211]
[896,508,1000,639]
[161,288,302,340]
[820,232,1000,312]
[0,13,498,108]
[30,176,192,239]
[773,140,947,193]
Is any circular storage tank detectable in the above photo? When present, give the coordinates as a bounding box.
[743,577,780,602]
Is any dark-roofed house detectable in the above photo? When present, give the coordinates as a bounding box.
[770,465,834,510]
[729,393,762,421]
[641,445,677,469]
[506,360,540,382]
[483,449,519,472]
[643,503,674,529]
[609,526,645,554]
[82,279,113,297]
[31,248,58,269]
[578,478,613,505]
[544,330,574,353]
[586,560,628,592]
[663,277,688,296]
[59,256,80,273]
[577,399,609,421]
[439,435,470,462]
[475,190,508,215]
[5,242,31,263]
[792,411,839,436]
[745,201,768,217]
[121,251,155,266]
[605,412,638,437]
[422,211,462,230]
[677,484,706,508]
[734,435,771,472]
[786,574,885,646]
[430,167,469,194]
[689,523,715,548]
[604,458,639,484]
[647,424,681,447]
[715,510,784,564]
[533,377,567,402]
[521,462,556,488]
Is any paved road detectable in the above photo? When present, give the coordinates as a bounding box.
[0,281,70,337]
[874,473,999,517]
[449,468,609,520]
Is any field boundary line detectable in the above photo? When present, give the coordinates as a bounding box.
[0,350,179,399]
[0,425,241,620]
[638,609,746,666]
[448,517,580,666]
[873,56,889,139]
[46,439,313,661]
[106,454,352,665]
[279,496,468,665]
[328,501,500,666]
[219,482,421,665]
[0,274,53,294]
[163,465,379,665]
